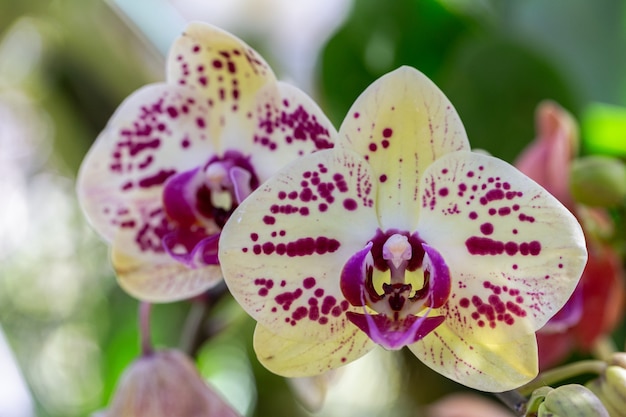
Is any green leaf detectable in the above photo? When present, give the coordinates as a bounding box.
[582,103,626,156]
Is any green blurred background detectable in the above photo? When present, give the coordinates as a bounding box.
[2,0,626,416]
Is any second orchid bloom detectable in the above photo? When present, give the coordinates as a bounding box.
[219,67,588,391]
[77,23,336,302]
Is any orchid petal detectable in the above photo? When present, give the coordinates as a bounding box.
[417,151,587,344]
[253,323,374,377]
[219,149,378,343]
[167,23,337,175]
[77,83,215,244]
[409,325,538,392]
[166,22,276,151]
[76,83,226,302]
[232,81,337,182]
[337,66,470,231]
[111,246,222,302]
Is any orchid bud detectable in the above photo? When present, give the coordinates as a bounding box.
[96,349,241,417]
[586,355,626,417]
[570,155,626,207]
[525,384,609,417]
[609,352,626,369]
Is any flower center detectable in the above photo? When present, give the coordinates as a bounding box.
[196,150,260,228]
[366,232,430,319]
[340,229,451,349]
[161,150,259,268]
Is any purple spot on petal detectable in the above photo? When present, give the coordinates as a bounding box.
[343,198,357,211]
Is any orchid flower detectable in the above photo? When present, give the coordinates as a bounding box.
[77,22,336,302]
[516,101,625,368]
[219,67,587,391]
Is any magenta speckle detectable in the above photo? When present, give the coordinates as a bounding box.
[303,277,316,289]
[343,198,357,211]
[480,222,494,235]
[529,241,541,256]
[382,128,393,138]
[498,207,511,216]
[465,236,504,255]
[166,106,178,118]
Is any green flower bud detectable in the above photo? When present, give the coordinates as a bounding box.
[570,155,626,207]
[525,384,609,417]
[586,359,626,417]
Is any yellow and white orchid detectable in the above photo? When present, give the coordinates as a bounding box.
[219,67,587,391]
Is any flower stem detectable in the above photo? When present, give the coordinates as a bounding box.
[494,390,527,416]
[180,300,209,356]
[139,302,153,356]
[518,360,607,396]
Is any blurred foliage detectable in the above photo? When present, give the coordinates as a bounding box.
[319,0,626,162]
[2,0,626,416]
[582,103,626,156]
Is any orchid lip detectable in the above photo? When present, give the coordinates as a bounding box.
[160,150,259,268]
[163,231,220,268]
[340,230,451,348]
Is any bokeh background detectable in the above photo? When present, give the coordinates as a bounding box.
[2,0,626,416]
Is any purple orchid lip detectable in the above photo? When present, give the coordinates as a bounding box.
[346,310,445,350]
[160,150,259,269]
[340,230,452,348]
[162,230,220,268]
[340,242,373,307]
[421,243,452,309]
